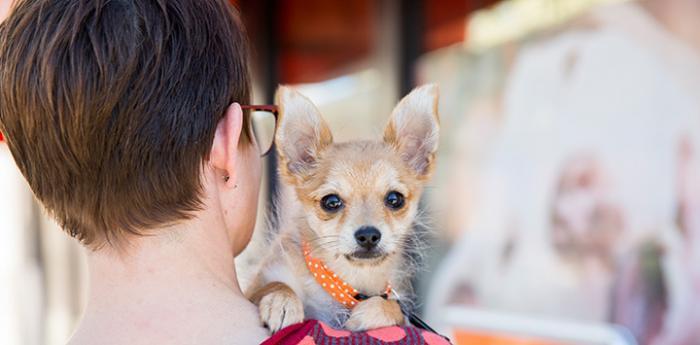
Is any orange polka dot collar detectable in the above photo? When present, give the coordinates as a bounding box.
[302,242,392,308]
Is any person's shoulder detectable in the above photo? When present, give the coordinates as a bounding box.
[68,319,267,345]
[67,297,268,345]
[196,295,269,344]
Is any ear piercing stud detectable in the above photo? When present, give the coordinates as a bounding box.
[223,175,238,189]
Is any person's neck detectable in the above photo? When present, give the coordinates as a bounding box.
[86,213,240,305]
[70,208,266,344]
[88,224,241,298]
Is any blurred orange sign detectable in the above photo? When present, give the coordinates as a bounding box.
[454,329,564,345]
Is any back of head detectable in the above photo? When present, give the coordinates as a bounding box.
[0,0,251,248]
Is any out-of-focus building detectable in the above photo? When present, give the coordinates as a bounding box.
[423,1,700,344]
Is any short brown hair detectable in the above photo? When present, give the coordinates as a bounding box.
[0,0,251,248]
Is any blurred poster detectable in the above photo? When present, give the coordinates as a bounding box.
[424,2,700,345]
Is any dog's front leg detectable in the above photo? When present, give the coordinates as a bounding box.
[344,296,405,331]
[250,282,305,334]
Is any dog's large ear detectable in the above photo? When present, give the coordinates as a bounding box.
[384,84,439,178]
[275,86,333,179]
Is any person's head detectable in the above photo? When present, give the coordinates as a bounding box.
[0,0,262,253]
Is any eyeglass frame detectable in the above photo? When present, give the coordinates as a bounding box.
[241,104,279,156]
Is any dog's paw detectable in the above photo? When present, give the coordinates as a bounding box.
[257,285,305,334]
[344,296,405,331]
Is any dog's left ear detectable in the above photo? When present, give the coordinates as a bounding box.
[384,84,439,178]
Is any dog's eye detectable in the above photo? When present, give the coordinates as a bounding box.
[321,194,344,212]
[385,191,405,210]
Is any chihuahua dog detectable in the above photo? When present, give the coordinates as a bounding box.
[246,84,439,333]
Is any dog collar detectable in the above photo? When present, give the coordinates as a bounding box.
[302,242,392,308]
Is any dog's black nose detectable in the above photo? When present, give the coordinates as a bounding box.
[354,226,382,249]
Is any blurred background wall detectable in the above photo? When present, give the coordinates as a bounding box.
[1,0,699,344]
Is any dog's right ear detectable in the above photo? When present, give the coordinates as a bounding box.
[275,86,333,179]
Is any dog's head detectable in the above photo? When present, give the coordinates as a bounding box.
[275,84,439,266]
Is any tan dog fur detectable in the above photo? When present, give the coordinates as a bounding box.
[246,84,439,333]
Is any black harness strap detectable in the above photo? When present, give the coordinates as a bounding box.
[352,293,451,343]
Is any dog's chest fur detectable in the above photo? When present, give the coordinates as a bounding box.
[260,237,351,327]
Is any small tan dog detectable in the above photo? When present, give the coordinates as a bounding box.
[246,84,439,333]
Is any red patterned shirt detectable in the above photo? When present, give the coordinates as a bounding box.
[261,320,451,345]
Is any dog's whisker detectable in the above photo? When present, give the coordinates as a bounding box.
[307,238,342,245]
[308,239,342,247]
[309,234,341,239]
[307,240,341,246]
[306,235,342,243]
